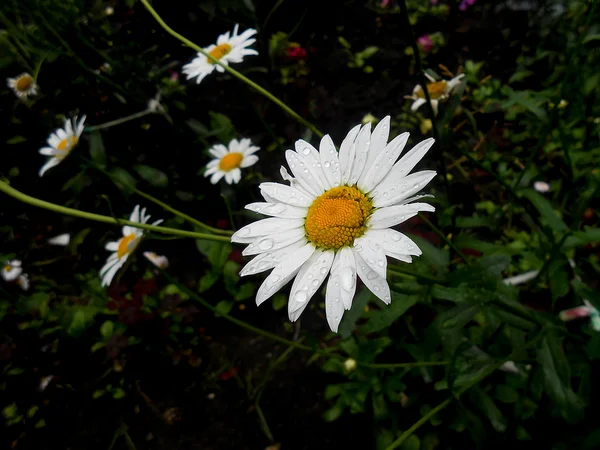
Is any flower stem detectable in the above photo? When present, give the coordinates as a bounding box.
[0,180,230,242]
[138,0,323,138]
[417,213,468,264]
[85,110,153,132]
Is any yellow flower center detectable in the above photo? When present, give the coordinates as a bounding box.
[219,152,244,171]
[3,265,12,272]
[305,186,372,250]
[117,233,138,259]
[416,80,448,100]
[56,136,79,157]
[16,75,33,91]
[208,43,232,63]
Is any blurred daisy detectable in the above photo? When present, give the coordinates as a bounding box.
[182,24,258,84]
[405,73,465,115]
[38,116,86,177]
[100,205,163,287]
[7,73,38,99]
[48,233,71,246]
[533,181,550,193]
[143,252,169,269]
[16,274,30,291]
[205,138,260,185]
[231,116,436,331]
[2,260,23,282]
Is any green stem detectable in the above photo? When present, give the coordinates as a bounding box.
[0,181,230,242]
[138,0,323,138]
[159,270,446,370]
[387,267,444,284]
[417,213,468,264]
[85,110,153,132]
[32,54,46,81]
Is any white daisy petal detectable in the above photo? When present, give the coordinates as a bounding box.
[39,147,56,156]
[47,233,70,246]
[411,98,427,111]
[353,250,391,305]
[209,145,228,158]
[339,124,361,184]
[232,217,305,243]
[259,182,313,207]
[242,227,306,256]
[246,202,308,219]
[348,122,371,185]
[294,140,328,190]
[331,246,357,311]
[388,138,435,180]
[240,155,259,168]
[366,229,422,257]
[318,134,341,189]
[372,170,437,208]
[240,240,305,277]
[353,235,387,278]
[210,171,225,184]
[325,273,347,332]
[369,203,435,229]
[359,132,410,192]
[288,249,335,321]
[285,150,323,197]
[256,243,315,306]
[105,241,119,252]
[101,260,125,287]
[39,158,61,177]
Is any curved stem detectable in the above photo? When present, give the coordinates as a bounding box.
[138,0,323,138]
[0,181,230,242]
[418,213,468,264]
[85,110,152,132]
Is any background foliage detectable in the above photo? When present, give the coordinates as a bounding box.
[1,0,599,449]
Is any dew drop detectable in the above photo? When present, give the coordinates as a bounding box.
[319,267,328,275]
[367,271,378,280]
[377,259,385,267]
[392,233,401,241]
[324,161,331,168]
[295,290,308,303]
[259,239,274,250]
[302,147,311,155]
[238,227,251,237]
[340,267,356,291]
[307,273,313,280]
[312,279,320,287]
[374,286,380,291]
[335,298,340,303]
[383,192,388,197]
[271,275,281,282]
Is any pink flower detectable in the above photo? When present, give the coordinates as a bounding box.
[380,0,390,7]
[459,0,476,11]
[417,35,434,53]
[286,46,307,59]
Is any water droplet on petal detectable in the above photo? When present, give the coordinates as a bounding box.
[312,279,320,287]
[319,267,328,275]
[271,275,281,282]
[307,273,313,280]
[302,147,311,155]
[392,233,401,241]
[367,271,378,280]
[259,239,274,250]
[238,228,251,237]
[377,259,384,267]
[295,290,308,303]
[324,161,331,168]
[340,267,355,291]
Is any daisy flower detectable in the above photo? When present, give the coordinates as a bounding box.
[231,116,436,331]
[205,138,260,185]
[48,233,71,246]
[143,252,169,269]
[100,205,163,287]
[2,260,23,282]
[38,116,86,177]
[7,73,38,99]
[559,301,600,332]
[533,181,550,193]
[16,274,30,291]
[182,24,258,84]
[405,73,465,116]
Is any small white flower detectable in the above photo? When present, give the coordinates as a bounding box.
[405,73,465,116]
[182,24,258,84]
[232,116,436,332]
[205,138,260,185]
[7,73,38,99]
[100,205,163,287]
[503,270,539,286]
[105,6,114,15]
[147,92,163,113]
[38,115,86,177]
[16,274,30,291]
[47,233,71,246]
[344,358,357,372]
[533,181,550,193]
[143,252,169,269]
[2,260,23,282]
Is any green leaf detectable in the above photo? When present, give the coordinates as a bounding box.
[495,384,519,403]
[455,215,495,229]
[361,293,417,333]
[409,234,449,270]
[133,164,168,188]
[324,384,342,400]
[112,388,126,399]
[469,387,507,432]
[89,131,106,168]
[195,239,231,270]
[209,111,236,142]
[272,293,287,311]
[400,435,421,450]
[548,257,570,300]
[7,136,27,144]
[100,320,114,340]
[198,270,220,292]
[563,228,600,249]
[215,300,233,316]
[521,189,568,233]
[439,303,479,329]
[109,167,137,196]
[572,279,600,312]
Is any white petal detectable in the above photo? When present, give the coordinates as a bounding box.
[279,167,313,198]
[359,132,410,192]
[294,140,328,191]
[39,158,61,177]
[129,205,141,223]
[259,182,313,207]
[48,233,70,246]
[288,249,335,322]
[368,203,435,229]
[328,246,357,312]
[318,134,341,189]
[101,260,124,287]
[231,169,242,184]
[232,217,304,243]
[225,172,234,184]
[411,98,427,111]
[366,228,422,258]
[255,243,315,306]
[39,147,56,156]
[100,255,120,276]
[210,171,225,184]
[242,227,306,256]
[382,138,435,183]
[353,235,387,278]
[353,250,391,305]
[241,154,259,168]
[369,116,391,159]
[348,123,371,185]
[285,150,324,197]
[372,170,437,208]
[209,145,228,158]
[325,272,346,332]
[245,202,308,219]
[240,239,305,277]
[339,124,361,185]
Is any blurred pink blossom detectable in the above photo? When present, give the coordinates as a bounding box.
[459,0,476,11]
[380,0,390,7]
[417,35,434,53]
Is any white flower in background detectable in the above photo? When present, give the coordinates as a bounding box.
[7,73,38,99]
[231,116,436,332]
[503,270,539,286]
[16,274,30,291]
[2,260,23,282]
[143,252,169,269]
[205,138,260,185]
[100,205,163,287]
[147,92,164,113]
[182,24,258,84]
[105,6,114,16]
[47,233,71,246]
[405,73,465,115]
[38,115,86,177]
[533,181,550,193]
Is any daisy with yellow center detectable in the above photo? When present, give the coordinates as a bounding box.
[38,115,86,177]
[405,73,465,115]
[7,73,38,99]
[143,252,169,269]
[182,24,258,84]
[231,116,436,332]
[205,138,260,184]
[2,259,23,282]
[100,205,163,287]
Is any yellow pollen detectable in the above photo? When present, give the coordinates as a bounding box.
[416,80,448,100]
[305,186,372,250]
[117,233,137,259]
[219,152,244,171]
[16,75,33,91]
[208,43,232,63]
[3,265,11,272]
[56,136,79,156]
